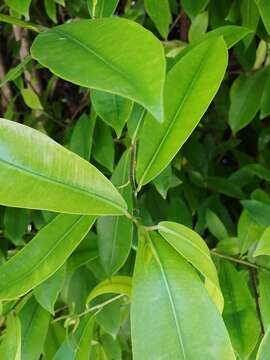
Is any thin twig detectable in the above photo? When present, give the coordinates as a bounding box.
[250,268,265,336]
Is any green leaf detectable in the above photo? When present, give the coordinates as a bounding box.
[229,69,267,133]
[240,0,259,49]
[34,265,66,314]
[256,327,270,360]
[92,119,115,172]
[207,176,244,199]
[54,314,94,360]
[21,88,43,110]
[101,334,122,360]
[31,18,165,122]
[206,209,229,240]
[0,214,95,300]
[86,276,132,304]
[131,231,235,360]
[219,261,261,359]
[258,271,270,330]
[44,0,57,23]
[0,119,127,216]
[0,56,31,88]
[238,210,264,255]
[260,69,270,119]
[144,0,172,38]
[0,312,21,360]
[87,0,119,18]
[254,227,270,256]
[5,0,32,17]
[44,323,65,360]
[136,37,228,187]
[182,0,209,18]
[97,150,133,276]
[242,200,270,227]
[188,11,208,43]
[158,221,224,312]
[4,207,29,245]
[69,111,96,160]
[19,297,51,360]
[91,90,133,138]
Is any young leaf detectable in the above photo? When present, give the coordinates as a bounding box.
[31,18,165,122]
[19,297,50,360]
[0,214,95,300]
[136,37,228,187]
[158,221,224,312]
[34,265,66,314]
[131,231,235,360]
[86,276,132,304]
[21,88,43,110]
[238,211,264,255]
[219,261,260,359]
[144,0,172,38]
[91,90,133,138]
[0,119,127,216]
[242,200,270,227]
[254,227,270,256]
[97,150,133,276]
[0,312,21,360]
[206,209,229,240]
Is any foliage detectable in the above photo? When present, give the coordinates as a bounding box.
[0,0,270,359]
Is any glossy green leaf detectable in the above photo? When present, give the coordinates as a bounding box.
[182,0,208,18]
[144,0,172,38]
[34,265,66,314]
[87,0,119,18]
[136,37,228,187]
[255,0,270,34]
[229,69,267,133]
[5,0,32,17]
[0,119,126,215]
[240,0,260,48]
[54,314,94,360]
[0,214,95,300]
[31,18,165,122]
[69,112,96,160]
[219,261,260,359]
[158,221,224,312]
[19,297,51,360]
[238,211,264,255]
[44,0,57,23]
[86,276,132,304]
[254,227,270,256]
[93,119,115,172]
[131,231,235,360]
[242,200,270,227]
[256,327,270,360]
[97,150,133,275]
[91,90,133,138]
[0,312,21,360]
[44,323,65,360]
[188,11,208,43]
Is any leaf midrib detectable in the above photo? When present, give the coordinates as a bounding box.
[151,239,187,359]
[138,44,210,185]
[0,157,125,213]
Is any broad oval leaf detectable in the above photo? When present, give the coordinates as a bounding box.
[31,18,165,122]
[0,214,95,300]
[136,37,228,187]
[0,119,126,215]
[131,231,235,360]
[158,221,224,312]
[86,276,132,304]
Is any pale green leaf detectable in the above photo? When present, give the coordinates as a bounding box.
[254,227,270,257]
[0,119,127,216]
[0,312,21,360]
[158,221,224,312]
[131,231,235,360]
[136,37,228,187]
[21,88,43,110]
[256,327,270,360]
[86,276,132,304]
[144,0,172,38]
[0,214,95,300]
[87,0,119,18]
[5,0,32,17]
[31,18,165,122]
